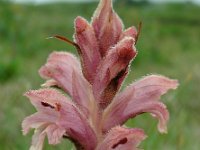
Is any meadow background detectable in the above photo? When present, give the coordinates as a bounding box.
[0,0,200,149]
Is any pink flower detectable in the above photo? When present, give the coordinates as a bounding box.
[22,0,178,149]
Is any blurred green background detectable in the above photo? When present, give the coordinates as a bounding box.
[0,0,200,149]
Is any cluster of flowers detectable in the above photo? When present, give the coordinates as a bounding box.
[22,0,178,149]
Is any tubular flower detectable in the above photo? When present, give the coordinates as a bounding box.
[22,0,178,149]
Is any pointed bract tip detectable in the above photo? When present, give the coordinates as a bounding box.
[75,17,88,33]
[117,37,137,60]
[159,125,168,134]
[24,90,32,97]
[172,79,179,89]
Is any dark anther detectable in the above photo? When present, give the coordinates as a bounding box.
[41,102,55,109]
[112,137,128,149]
[55,103,61,111]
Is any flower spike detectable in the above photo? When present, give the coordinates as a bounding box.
[22,0,178,149]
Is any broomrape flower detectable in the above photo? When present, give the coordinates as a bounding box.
[22,0,178,149]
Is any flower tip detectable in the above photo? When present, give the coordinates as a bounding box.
[166,78,179,90]
[75,16,88,33]
[38,66,47,78]
[120,37,136,48]
[120,26,138,40]
[172,79,179,89]
[158,125,168,134]
[41,79,57,88]
[117,37,137,59]
[21,120,28,135]
[23,91,31,97]
[134,128,148,141]
[38,65,53,80]
[22,129,28,136]
[23,90,39,99]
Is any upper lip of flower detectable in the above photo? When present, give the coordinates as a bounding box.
[22,0,179,149]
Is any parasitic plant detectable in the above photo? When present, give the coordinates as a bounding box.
[22,0,178,149]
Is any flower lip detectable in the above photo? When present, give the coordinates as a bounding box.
[75,16,88,33]
[102,75,178,132]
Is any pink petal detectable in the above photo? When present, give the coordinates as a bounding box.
[120,26,138,40]
[41,79,58,87]
[91,0,123,56]
[46,124,66,145]
[74,16,101,83]
[29,125,46,150]
[59,107,97,150]
[39,52,95,116]
[118,75,179,102]
[24,88,97,150]
[39,51,81,95]
[22,113,64,150]
[93,37,137,109]
[72,70,98,118]
[22,112,58,135]
[97,126,146,150]
[24,88,70,112]
[102,75,178,133]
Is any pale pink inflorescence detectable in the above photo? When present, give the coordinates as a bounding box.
[22,0,178,149]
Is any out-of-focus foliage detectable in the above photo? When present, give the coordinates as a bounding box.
[0,1,199,150]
